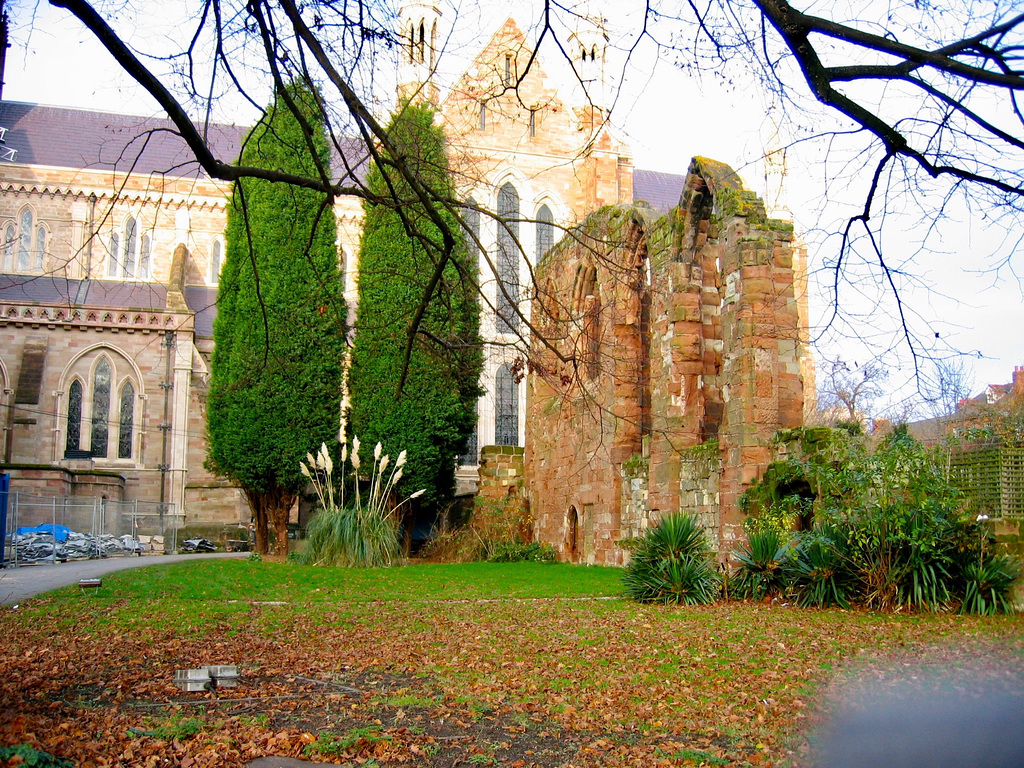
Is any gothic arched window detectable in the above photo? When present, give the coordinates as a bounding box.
[90,358,112,458]
[4,208,46,273]
[459,403,479,466]
[464,198,480,260]
[536,205,554,260]
[108,216,153,280]
[3,223,14,271]
[118,381,135,459]
[18,209,33,271]
[495,363,518,446]
[210,239,223,284]
[496,183,520,333]
[65,380,83,455]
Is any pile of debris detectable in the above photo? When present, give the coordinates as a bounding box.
[4,524,150,563]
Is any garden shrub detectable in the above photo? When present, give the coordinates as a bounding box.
[299,439,421,567]
[420,495,536,563]
[787,529,850,609]
[739,425,1022,613]
[961,554,1023,615]
[485,541,557,563]
[733,528,791,600]
[623,513,721,605]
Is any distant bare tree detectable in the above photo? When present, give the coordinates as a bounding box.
[815,359,887,427]
[920,357,976,419]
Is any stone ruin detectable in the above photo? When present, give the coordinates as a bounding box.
[524,156,808,565]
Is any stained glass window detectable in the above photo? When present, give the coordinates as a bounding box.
[495,364,518,446]
[17,209,32,271]
[536,205,554,259]
[108,232,120,277]
[3,223,14,270]
[211,240,222,284]
[91,358,111,458]
[35,226,45,271]
[123,217,137,278]
[118,382,134,459]
[464,199,480,260]
[66,380,83,455]
[459,404,479,466]
[139,234,151,280]
[496,184,520,333]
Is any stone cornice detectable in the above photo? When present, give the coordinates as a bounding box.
[0,302,195,334]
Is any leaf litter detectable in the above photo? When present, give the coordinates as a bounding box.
[2,592,1023,767]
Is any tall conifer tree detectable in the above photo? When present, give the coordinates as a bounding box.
[208,83,346,555]
[348,102,482,511]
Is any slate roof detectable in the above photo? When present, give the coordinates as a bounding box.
[0,275,168,309]
[184,285,219,337]
[633,168,686,213]
[0,102,369,184]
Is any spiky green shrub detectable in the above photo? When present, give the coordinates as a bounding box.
[300,438,422,567]
[623,513,721,605]
[743,426,1023,613]
[733,528,792,600]
[788,531,850,609]
[960,554,1022,615]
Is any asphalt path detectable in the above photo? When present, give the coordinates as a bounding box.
[0,552,246,606]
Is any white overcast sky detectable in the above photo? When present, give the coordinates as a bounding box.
[6,0,1024,409]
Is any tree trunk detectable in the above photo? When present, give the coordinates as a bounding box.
[245,489,270,555]
[245,485,295,557]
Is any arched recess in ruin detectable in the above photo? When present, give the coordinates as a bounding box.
[567,505,580,562]
[571,263,600,379]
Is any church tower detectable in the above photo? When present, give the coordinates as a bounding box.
[567,3,609,115]
[398,0,442,105]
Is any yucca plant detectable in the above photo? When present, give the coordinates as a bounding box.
[733,528,792,600]
[788,532,850,609]
[300,437,424,568]
[623,513,721,605]
[960,554,1022,615]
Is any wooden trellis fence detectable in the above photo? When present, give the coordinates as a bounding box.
[949,446,1024,519]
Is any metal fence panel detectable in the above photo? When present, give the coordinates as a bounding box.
[2,494,182,566]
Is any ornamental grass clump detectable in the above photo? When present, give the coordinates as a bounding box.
[622,513,721,605]
[300,437,424,568]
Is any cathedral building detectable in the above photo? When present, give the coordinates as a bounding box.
[0,7,687,531]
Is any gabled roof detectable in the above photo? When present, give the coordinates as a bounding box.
[442,17,564,114]
[633,169,685,213]
[0,274,168,309]
[0,102,370,184]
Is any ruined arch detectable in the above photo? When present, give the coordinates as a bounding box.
[567,506,580,562]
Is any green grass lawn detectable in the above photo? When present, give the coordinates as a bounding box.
[3,560,1024,768]
[77,559,625,603]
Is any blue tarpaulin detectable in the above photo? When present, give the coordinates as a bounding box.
[15,524,72,542]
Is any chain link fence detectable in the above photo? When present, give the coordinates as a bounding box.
[1,494,182,567]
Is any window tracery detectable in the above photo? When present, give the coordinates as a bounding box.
[2,207,47,274]
[496,183,520,333]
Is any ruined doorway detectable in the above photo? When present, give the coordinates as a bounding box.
[567,506,579,562]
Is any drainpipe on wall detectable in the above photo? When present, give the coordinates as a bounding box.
[158,330,175,549]
[2,387,12,463]
[85,193,96,278]
[51,390,63,464]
